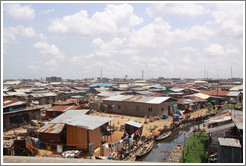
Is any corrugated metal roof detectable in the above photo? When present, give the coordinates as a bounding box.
[103,95,172,104]
[229,85,243,91]
[103,95,133,101]
[206,123,235,133]
[49,110,113,130]
[42,92,57,97]
[45,105,81,112]
[207,115,231,124]
[97,91,122,97]
[200,90,229,96]
[227,91,240,97]
[3,98,28,108]
[31,94,44,98]
[7,92,27,96]
[218,138,241,148]
[125,121,142,128]
[193,93,210,99]
[153,86,164,89]
[37,123,65,134]
[146,97,170,104]
[231,110,243,130]
[170,88,184,92]
[89,83,115,87]
[3,93,9,96]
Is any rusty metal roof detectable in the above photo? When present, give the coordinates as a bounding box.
[231,110,243,130]
[3,98,28,108]
[37,123,65,134]
[206,123,235,133]
[218,138,241,148]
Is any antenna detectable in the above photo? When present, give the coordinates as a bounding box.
[142,70,144,80]
[204,66,206,79]
[100,68,102,80]
[231,65,233,79]
[207,70,208,80]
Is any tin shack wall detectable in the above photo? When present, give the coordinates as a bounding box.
[67,125,88,149]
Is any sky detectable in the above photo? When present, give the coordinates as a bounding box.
[2,1,245,79]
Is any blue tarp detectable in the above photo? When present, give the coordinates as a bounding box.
[88,83,115,87]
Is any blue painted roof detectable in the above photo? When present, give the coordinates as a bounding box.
[153,86,164,89]
[89,83,115,87]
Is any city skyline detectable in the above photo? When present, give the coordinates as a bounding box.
[2,2,245,79]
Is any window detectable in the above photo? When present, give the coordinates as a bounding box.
[118,105,121,110]
[161,107,164,111]
[148,108,152,112]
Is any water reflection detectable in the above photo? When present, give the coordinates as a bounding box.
[139,121,203,162]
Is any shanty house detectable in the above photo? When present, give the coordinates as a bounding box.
[37,123,66,147]
[218,138,242,163]
[38,110,113,150]
[44,105,83,120]
[227,91,243,103]
[3,98,41,131]
[102,95,177,117]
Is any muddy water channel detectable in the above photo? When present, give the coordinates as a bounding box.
[138,121,204,162]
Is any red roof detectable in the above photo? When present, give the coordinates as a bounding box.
[3,98,28,108]
[45,105,82,112]
[200,90,229,96]
[37,123,65,134]
[52,99,76,106]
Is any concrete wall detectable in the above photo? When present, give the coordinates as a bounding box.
[3,109,41,131]
[103,99,176,117]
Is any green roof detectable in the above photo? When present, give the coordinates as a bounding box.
[162,89,176,93]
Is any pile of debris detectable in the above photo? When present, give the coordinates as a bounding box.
[61,150,81,158]
[3,140,14,155]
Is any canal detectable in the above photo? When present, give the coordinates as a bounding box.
[138,121,204,162]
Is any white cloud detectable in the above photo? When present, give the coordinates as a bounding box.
[91,37,138,58]
[4,25,46,44]
[204,44,225,56]
[173,25,214,42]
[177,46,197,53]
[33,42,65,60]
[42,8,54,15]
[27,65,39,72]
[48,4,143,36]
[89,17,214,59]
[131,56,168,67]
[211,3,243,38]
[4,3,35,20]
[204,43,240,57]
[147,3,207,17]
